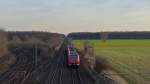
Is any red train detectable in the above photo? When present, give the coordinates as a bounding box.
[66,45,80,68]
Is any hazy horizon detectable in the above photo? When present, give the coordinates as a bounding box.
[0,0,150,34]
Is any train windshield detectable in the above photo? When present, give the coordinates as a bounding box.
[70,51,77,56]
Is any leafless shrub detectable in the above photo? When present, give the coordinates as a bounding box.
[101,32,108,42]
[94,56,111,73]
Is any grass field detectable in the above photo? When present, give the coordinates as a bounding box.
[73,40,150,84]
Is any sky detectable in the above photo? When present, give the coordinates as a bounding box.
[0,0,150,34]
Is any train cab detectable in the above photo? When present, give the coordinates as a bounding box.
[67,45,80,68]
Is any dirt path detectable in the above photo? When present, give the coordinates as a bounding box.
[102,69,128,84]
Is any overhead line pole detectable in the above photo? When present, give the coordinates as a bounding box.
[35,43,38,68]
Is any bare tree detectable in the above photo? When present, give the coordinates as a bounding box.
[101,32,108,42]
[83,40,95,69]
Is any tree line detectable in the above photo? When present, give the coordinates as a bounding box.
[68,32,150,40]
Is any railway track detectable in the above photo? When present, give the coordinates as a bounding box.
[71,69,83,84]
[58,52,65,84]
[20,59,51,84]
[20,43,65,84]
[0,41,93,84]
[45,42,83,84]
[45,52,63,84]
[0,47,35,84]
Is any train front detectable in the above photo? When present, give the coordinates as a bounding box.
[67,46,80,68]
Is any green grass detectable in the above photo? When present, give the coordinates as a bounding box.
[73,40,150,84]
